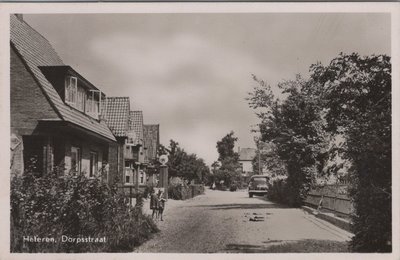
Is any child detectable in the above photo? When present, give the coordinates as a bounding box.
[158,190,166,221]
[150,189,159,219]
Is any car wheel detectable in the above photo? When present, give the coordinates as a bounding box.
[249,193,253,198]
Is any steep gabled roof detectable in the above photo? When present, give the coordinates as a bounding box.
[128,111,144,145]
[143,124,159,162]
[103,97,130,137]
[239,148,257,161]
[10,15,116,142]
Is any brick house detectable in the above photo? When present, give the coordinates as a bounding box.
[102,97,131,184]
[127,111,147,187]
[143,124,160,185]
[10,14,117,182]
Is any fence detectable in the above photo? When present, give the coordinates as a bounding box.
[304,184,353,216]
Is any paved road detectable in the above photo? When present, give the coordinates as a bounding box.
[136,189,352,253]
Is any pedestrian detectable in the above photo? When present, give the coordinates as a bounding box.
[150,189,159,219]
[158,190,166,221]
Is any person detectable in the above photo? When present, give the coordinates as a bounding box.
[150,189,159,219]
[211,182,216,190]
[158,190,166,221]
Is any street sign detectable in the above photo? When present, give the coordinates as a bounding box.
[159,155,168,165]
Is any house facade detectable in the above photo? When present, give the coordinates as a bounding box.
[143,124,160,185]
[10,14,117,182]
[238,148,257,183]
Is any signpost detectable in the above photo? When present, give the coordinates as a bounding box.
[159,155,169,200]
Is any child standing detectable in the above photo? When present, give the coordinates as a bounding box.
[158,190,166,221]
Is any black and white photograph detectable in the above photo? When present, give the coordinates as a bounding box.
[1,2,399,258]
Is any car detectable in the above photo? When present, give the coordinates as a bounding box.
[248,175,269,198]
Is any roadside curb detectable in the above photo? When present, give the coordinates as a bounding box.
[301,206,352,233]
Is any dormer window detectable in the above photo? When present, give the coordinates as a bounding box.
[40,66,103,120]
[65,76,86,113]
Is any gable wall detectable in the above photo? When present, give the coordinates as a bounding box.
[11,46,60,136]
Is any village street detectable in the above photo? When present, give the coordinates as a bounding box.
[136,189,353,253]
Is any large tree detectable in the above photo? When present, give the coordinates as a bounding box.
[310,53,391,252]
[214,131,241,187]
[247,75,329,206]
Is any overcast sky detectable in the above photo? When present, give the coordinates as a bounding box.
[24,13,390,165]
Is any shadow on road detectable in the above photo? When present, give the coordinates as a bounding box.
[224,239,350,253]
[189,202,290,210]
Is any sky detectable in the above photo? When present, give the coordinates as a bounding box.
[24,13,390,165]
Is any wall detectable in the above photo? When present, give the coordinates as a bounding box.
[10,46,61,175]
[240,160,253,173]
[10,46,59,136]
[64,136,105,178]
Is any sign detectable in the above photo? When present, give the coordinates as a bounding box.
[159,155,168,165]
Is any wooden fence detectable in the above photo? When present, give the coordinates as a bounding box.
[304,184,353,216]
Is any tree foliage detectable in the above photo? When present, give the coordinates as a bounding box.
[310,53,391,252]
[159,140,209,183]
[248,53,391,252]
[214,132,241,188]
[248,75,329,206]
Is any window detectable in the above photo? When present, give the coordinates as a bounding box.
[71,146,81,175]
[76,87,86,112]
[140,170,145,184]
[86,91,99,119]
[89,152,98,178]
[125,162,135,185]
[65,76,77,105]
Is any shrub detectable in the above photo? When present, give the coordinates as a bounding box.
[168,183,191,200]
[10,169,158,253]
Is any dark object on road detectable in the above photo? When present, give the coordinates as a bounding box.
[249,216,265,222]
[248,175,269,198]
[230,184,238,192]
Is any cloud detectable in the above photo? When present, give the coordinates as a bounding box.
[87,32,266,163]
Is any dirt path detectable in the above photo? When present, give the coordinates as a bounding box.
[136,189,352,253]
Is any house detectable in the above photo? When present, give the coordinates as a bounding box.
[143,124,160,185]
[10,14,117,182]
[101,97,131,184]
[238,148,257,183]
[128,111,147,187]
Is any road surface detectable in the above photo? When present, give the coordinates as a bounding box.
[136,189,352,253]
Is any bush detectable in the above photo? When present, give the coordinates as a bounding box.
[10,169,158,253]
[229,184,238,192]
[168,183,191,200]
[267,179,288,204]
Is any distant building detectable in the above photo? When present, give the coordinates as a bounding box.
[128,111,147,186]
[238,148,257,183]
[10,14,117,182]
[143,124,160,185]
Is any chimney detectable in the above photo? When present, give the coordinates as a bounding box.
[15,14,24,21]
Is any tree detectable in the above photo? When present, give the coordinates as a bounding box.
[216,131,239,161]
[160,140,209,183]
[310,53,391,252]
[247,75,329,206]
[214,132,242,188]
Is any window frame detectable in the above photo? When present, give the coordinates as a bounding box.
[70,146,81,175]
[65,76,78,106]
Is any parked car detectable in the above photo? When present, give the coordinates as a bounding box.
[248,175,269,198]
